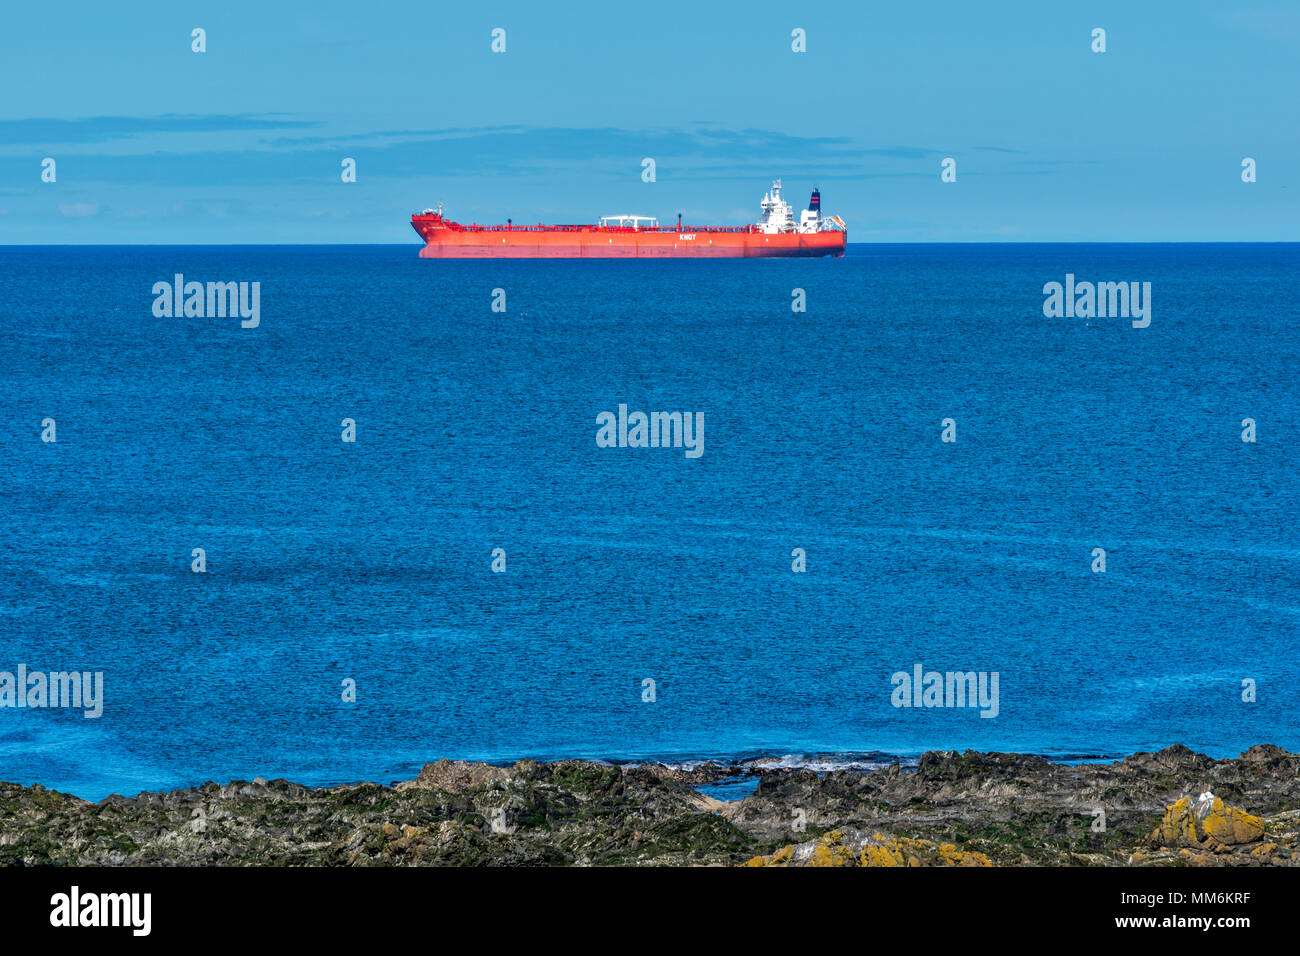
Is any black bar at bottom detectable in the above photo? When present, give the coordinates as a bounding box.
[0,865,1277,941]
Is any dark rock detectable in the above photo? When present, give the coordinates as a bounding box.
[2,745,1297,866]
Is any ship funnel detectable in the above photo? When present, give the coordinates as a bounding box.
[808,187,821,213]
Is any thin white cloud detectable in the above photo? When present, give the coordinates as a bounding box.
[58,201,100,217]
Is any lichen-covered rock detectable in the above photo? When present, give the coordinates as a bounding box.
[807,830,858,866]
[742,829,993,867]
[1149,796,1201,847]
[1198,797,1265,846]
[743,829,856,867]
[1147,792,1265,850]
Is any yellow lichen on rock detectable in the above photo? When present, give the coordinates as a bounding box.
[1148,793,1265,850]
[807,830,856,867]
[743,843,794,867]
[1149,796,1198,847]
[1199,798,1265,846]
[741,828,996,868]
[1249,843,1278,861]
[938,841,994,867]
[860,833,906,867]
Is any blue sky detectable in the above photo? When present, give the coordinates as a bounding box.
[1,0,1297,242]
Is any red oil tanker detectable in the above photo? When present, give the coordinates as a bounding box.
[411,180,846,258]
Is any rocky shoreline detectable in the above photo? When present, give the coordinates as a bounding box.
[2,744,1297,866]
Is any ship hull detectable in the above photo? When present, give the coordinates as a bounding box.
[412,220,846,258]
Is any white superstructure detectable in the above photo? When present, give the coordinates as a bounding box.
[757,179,844,234]
[757,180,796,233]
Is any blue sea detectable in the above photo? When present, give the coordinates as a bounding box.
[1,243,1296,800]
